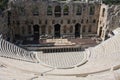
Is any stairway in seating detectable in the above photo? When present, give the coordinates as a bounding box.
[46,39,75,46]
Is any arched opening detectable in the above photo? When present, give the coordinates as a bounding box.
[76,5,82,15]
[99,27,102,37]
[54,24,61,38]
[63,5,69,15]
[33,25,39,40]
[102,8,105,17]
[75,23,81,37]
[47,5,52,15]
[89,5,95,15]
[54,5,61,17]
[32,6,39,16]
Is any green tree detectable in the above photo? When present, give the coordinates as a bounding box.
[103,0,120,4]
[0,0,8,11]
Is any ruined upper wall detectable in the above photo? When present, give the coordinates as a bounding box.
[9,0,102,4]
[97,4,120,40]
[107,5,120,31]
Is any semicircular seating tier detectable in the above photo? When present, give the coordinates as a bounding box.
[45,33,120,76]
[0,38,39,63]
[37,51,88,69]
[0,33,120,77]
[0,56,120,80]
[0,37,88,69]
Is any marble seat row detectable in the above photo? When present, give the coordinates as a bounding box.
[88,33,120,59]
[91,34,120,54]
[0,37,87,69]
[31,33,120,69]
[0,53,120,80]
[0,38,39,63]
[0,65,120,80]
[37,51,86,69]
[44,34,120,75]
[0,33,120,79]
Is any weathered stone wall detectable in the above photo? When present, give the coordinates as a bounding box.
[106,5,120,31]
[97,5,120,40]
[97,4,108,40]
[0,14,9,39]
[2,0,120,41]
[8,0,101,40]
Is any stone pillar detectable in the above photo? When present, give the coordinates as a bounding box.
[25,25,28,36]
[61,5,63,17]
[80,26,83,38]
[31,25,34,35]
[52,25,55,39]
[60,24,62,38]
[52,5,55,17]
[46,25,48,36]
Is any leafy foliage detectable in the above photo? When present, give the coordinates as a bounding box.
[0,0,8,11]
[103,0,120,4]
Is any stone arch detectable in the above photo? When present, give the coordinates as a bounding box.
[102,8,105,17]
[54,5,61,17]
[99,27,102,37]
[47,5,52,15]
[54,24,61,38]
[32,6,39,16]
[33,25,39,40]
[76,5,82,15]
[75,23,81,37]
[63,5,69,15]
[89,5,95,15]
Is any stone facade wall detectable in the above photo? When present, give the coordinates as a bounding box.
[8,0,102,40]
[97,4,108,40]
[0,13,9,39]
[106,5,120,31]
[2,0,120,41]
[97,5,120,40]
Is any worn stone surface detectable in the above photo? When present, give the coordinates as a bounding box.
[7,0,101,40]
[107,5,120,31]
